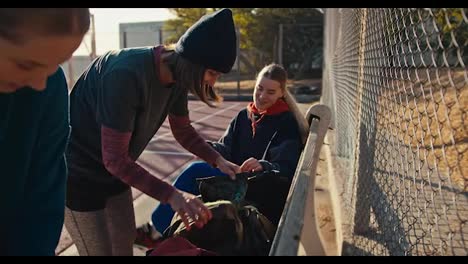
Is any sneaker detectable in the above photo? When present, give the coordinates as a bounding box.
[134,222,160,248]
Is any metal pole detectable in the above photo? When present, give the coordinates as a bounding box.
[236,26,241,99]
[278,23,283,65]
[123,31,127,48]
[90,13,97,59]
[159,28,163,45]
[67,60,74,91]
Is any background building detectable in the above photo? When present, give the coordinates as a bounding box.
[119,21,168,48]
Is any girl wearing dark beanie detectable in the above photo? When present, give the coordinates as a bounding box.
[65,8,240,256]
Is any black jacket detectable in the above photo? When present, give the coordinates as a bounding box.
[208,108,302,180]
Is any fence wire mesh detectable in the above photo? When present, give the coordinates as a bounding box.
[322,8,467,256]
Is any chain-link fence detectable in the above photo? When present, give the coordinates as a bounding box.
[322,8,467,256]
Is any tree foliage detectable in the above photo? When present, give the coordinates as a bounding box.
[163,8,324,73]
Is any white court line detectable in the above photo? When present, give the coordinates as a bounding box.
[191,104,208,112]
[153,104,208,131]
[147,102,241,143]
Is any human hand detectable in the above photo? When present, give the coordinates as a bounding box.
[215,156,241,180]
[240,157,263,173]
[167,189,212,231]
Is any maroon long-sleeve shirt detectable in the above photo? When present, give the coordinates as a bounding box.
[101,115,221,204]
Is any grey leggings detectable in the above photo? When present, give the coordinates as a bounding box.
[64,189,136,256]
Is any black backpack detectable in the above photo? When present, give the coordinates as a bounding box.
[156,171,287,256]
[161,200,276,256]
[197,170,291,224]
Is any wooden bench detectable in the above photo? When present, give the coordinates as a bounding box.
[269,104,342,256]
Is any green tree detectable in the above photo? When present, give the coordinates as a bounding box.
[432,8,467,65]
[162,8,210,44]
[248,8,323,76]
[163,8,324,75]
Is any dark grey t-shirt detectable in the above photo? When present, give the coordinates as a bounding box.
[67,46,187,189]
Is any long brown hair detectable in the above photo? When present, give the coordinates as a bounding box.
[257,63,309,144]
[0,8,90,44]
[163,45,222,108]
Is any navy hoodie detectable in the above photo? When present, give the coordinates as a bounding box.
[209,108,302,180]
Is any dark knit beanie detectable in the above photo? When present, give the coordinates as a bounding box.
[175,8,237,73]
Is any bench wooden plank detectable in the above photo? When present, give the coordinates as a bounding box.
[269,104,332,256]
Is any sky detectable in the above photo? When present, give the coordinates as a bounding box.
[73,8,176,56]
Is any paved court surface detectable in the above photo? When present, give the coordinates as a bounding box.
[57,100,246,256]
